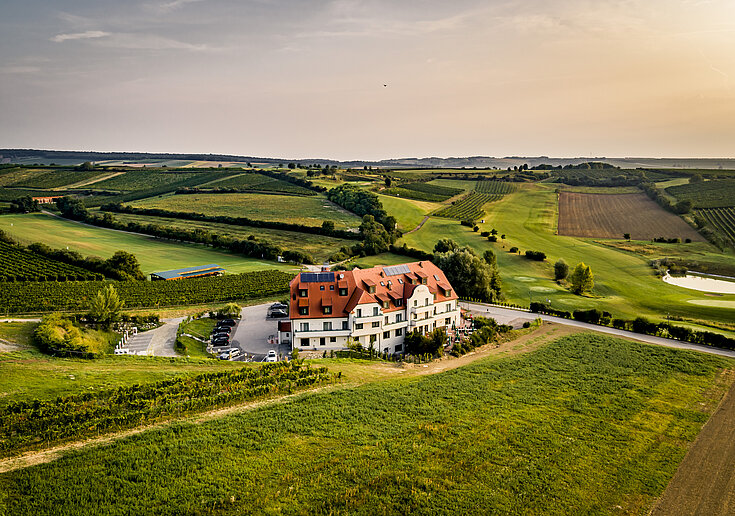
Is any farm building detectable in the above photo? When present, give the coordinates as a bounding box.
[288,261,459,354]
[32,196,62,204]
[150,264,225,281]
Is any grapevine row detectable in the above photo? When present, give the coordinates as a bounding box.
[474,180,515,194]
[697,208,735,242]
[0,241,101,282]
[0,362,336,457]
[433,192,503,220]
[0,270,294,314]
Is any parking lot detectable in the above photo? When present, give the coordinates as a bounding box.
[228,303,291,362]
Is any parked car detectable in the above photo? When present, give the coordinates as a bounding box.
[219,319,237,327]
[212,329,231,337]
[269,309,288,319]
[218,348,241,360]
[264,350,278,362]
[214,324,232,332]
[212,337,230,345]
[270,302,287,310]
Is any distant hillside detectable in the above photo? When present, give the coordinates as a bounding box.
[2,148,735,170]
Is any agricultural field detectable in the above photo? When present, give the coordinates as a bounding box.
[383,182,463,202]
[1,333,731,514]
[0,168,50,187]
[474,180,515,194]
[557,191,704,241]
[131,192,362,229]
[7,169,106,189]
[696,208,735,242]
[666,179,735,208]
[0,241,100,282]
[426,178,475,192]
[89,170,209,192]
[0,270,293,313]
[0,213,296,275]
[399,185,735,325]
[433,192,503,220]
[204,172,314,195]
[104,211,352,263]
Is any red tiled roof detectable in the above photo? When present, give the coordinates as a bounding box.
[289,262,457,319]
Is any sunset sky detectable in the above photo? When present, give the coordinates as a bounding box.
[1,0,734,160]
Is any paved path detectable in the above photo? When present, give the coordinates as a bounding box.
[461,302,735,359]
[0,318,41,323]
[404,215,430,235]
[124,317,183,357]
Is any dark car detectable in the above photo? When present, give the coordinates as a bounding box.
[213,326,232,334]
[219,319,237,327]
[212,333,230,341]
[212,335,230,344]
[269,309,288,319]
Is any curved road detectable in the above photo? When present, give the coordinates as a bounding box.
[460,302,735,359]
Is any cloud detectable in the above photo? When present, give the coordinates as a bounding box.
[51,31,110,43]
[152,0,207,13]
[99,33,213,51]
[0,66,40,74]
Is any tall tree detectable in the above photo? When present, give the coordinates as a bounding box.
[434,246,501,302]
[88,285,124,327]
[104,250,145,281]
[554,259,569,281]
[569,262,594,294]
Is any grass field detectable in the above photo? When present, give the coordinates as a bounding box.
[376,194,438,231]
[558,191,705,241]
[0,350,245,405]
[398,185,735,324]
[102,211,353,262]
[203,172,314,195]
[132,192,362,229]
[0,213,296,275]
[1,333,730,514]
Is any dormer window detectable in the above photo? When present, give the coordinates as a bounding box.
[323,306,332,315]
[339,288,348,296]
[395,299,403,307]
[299,307,308,315]
[368,286,376,294]
[421,277,427,285]
[299,289,308,297]
[382,301,390,309]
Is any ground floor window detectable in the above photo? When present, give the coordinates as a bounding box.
[300,338,309,347]
[445,317,451,325]
[330,337,336,343]
[394,344,402,353]
[320,337,326,346]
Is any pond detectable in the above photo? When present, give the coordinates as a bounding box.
[663,272,735,295]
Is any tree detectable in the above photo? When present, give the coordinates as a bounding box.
[321,220,335,233]
[569,262,594,294]
[88,285,124,327]
[689,173,704,184]
[554,259,569,281]
[483,249,496,268]
[217,303,241,318]
[404,328,446,356]
[10,196,40,213]
[434,246,501,303]
[358,215,391,255]
[56,196,89,220]
[384,177,392,187]
[623,233,630,240]
[433,239,459,254]
[104,250,145,281]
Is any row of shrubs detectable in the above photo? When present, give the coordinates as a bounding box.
[529,302,735,350]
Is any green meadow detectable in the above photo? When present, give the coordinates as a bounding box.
[399,184,735,326]
[0,213,296,275]
[1,333,730,515]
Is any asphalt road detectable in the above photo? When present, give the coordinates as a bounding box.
[461,302,735,359]
[231,303,290,361]
[125,317,182,357]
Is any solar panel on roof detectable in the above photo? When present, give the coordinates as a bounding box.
[383,264,411,276]
[301,271,335,283]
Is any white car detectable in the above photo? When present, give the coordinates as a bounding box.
[264,350,278,362]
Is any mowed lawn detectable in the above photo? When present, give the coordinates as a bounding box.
[132,193,362,229]
[376,194,439,231]
[399,184,735,325]
[0,213,296,275]
[2,334,731,515]
[106,212,353,262]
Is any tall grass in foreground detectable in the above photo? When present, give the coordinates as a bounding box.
[1,333,731,515]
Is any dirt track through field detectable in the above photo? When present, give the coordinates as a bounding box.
[651,369,735,516]
[557,191,704,241]
[0,323,574,474]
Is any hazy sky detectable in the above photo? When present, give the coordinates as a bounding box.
[1,0,734,160]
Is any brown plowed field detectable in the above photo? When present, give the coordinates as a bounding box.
[651,371,735,516]
[557,191,705,241]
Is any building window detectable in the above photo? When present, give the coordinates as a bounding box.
[413,313,417,320]
[413,300,417,307]
[330,336,337,343]
[395,344,403,353]
[395,299,402,307]
[396,313,402,323]
[320,285,325,291]
[356,323,363,330]
[299,289,308,297]
[395,328,403,337]
[421,278,427,285]
[372,321,380,328]
[300,322,309,332]
[425,298,430,306]
[356,308,362,317]
[300,338,309,347]
[445,318,451,325]
[342,321,348,330]
[385,316,389,324]
[370,334,377,343]
[383,301,390,309]
[320,337,326,346]
[323,322,332,331]
[299,307,308,316]
[373,307,379,316]
[323,306,332,315]
[369,286,376,294]
[330,285,335,290]
[383,331,390,339]
[339,288,348,296]
[446,303,451,312]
